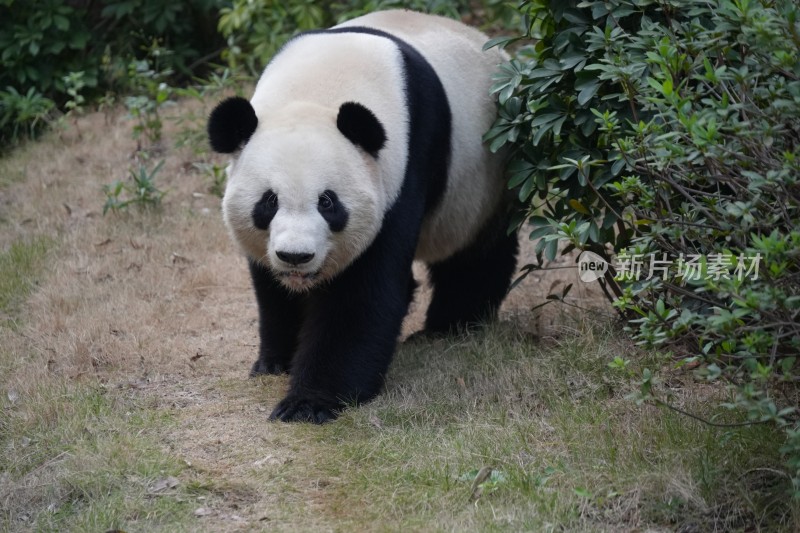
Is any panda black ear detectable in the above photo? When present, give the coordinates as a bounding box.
[336,102,386,158]
[207,96,258,154]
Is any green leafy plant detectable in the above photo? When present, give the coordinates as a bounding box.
[173,68,242,156]
[0,0,93,95]
[487,0,799,496]
[0,0,225,145]
[103,160,167,214]
[0,86,55,145]
[99,0,227,80]
[459,467,508,501]
[124,43,176,149]
[607,355,633,377]
[57,70,90,139]
[62,71,88,115]
[192,162,227,198]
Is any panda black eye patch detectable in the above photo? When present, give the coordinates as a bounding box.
[317,189,348,232]
[252,189,279,230]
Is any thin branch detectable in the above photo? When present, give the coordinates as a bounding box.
[652,398,769,428]
[661,281,723,308]
[186,47,226,72]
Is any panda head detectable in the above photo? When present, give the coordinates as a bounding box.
[208,97,388,292]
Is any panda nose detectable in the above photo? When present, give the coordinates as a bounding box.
[276,251,315,266]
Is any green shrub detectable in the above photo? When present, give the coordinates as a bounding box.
[217,0,472,75]
[0,0,505,146]
[0,0,94,96]
[0,0,226,145]
[486,0,799,496]
[98,0,226,81]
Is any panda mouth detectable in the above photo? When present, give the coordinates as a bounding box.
[279,270,319,282]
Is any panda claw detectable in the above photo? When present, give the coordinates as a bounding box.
[269,396,338,424]
[250,358,289,377]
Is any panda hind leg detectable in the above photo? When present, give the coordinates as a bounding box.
[424,213,519,334]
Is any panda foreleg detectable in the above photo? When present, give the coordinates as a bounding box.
[248,259,304,376]
[269,233,419,423]
[425,214,519,334]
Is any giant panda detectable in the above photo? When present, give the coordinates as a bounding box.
[207,10,518,423]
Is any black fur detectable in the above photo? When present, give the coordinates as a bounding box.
[248,260,304,376]
[245,28,514,423]
[276,251,314,265]
[207,96,258,154]
[425,209,519,333]
[252,189,279,230]
[263,169,425,423]
[318,190,348,232]
[336,102,386,157]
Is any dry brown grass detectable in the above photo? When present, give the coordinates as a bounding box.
[1,103,796,532]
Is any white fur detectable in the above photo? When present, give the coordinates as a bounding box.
[249,31,409,211]
[222,11,507,290]
[222,103,381,291]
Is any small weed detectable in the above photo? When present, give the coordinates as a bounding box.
[172,69,241,156]
[103,160,167,214]
[608,355,634,377]
[125,84,170,147]
[0,87,55,145]
[125,41,175,150]
[57,71,90,140]
[459,467,509,501]
[192,161,227,197]
[62,71,87,116]
[172,111,208,156]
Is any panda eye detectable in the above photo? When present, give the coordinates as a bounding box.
[318,193,334,211]
[317,189,348,232]
[252,189,279,230]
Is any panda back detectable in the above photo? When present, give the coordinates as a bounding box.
[338,11,508,262]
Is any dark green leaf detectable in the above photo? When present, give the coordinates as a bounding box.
[483,35,516,51]
[577,81,600,105]
[529,225,553,240]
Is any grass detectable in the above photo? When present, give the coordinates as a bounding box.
[291,323,796,531]
[0,237,51,322]
[0,380,202,531]
[0,234,203,531]
[0,102,797,531]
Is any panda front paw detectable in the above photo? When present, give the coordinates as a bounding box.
[269,394,339,424]
[250,357,290,377]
